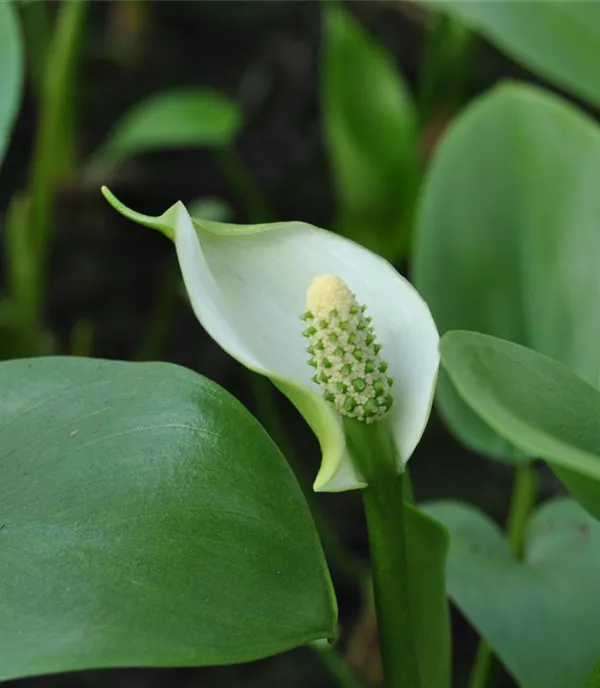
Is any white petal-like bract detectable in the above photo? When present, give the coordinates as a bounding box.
[103,188,440,491]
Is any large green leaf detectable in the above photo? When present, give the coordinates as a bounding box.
[425,498,600,688]
[414,83,600,461]
[322,4,420,261]
[422,1,600,108]
[406,504,450,688]
[441,331,600,520]
[89,89,242,169]
[0,357,336,680]
[0,2,23,167]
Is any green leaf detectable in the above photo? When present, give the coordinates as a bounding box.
[414,83,600,462]
[322,4,420,261]
[0,357,336,681]
[424,498,600,688]
[0,1,23,168]
[406,504,450,688]
[422,1,600,108]
[89,89,242,169]
[441,331,600,520]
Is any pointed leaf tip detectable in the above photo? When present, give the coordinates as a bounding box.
[101,186,175,240]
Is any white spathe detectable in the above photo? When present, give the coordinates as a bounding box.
[103,188,440,492]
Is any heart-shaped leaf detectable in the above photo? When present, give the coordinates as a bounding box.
[425,498,600,688]
[0,2,23,168]
[414,83,600,461]
[0,357,335,681]
[419,1,600,108]
[322,4,420,261]
[441,331,600,520]
[89,90,242,170]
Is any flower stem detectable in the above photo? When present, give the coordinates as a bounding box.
[506,462,538,559]
[468,462,538,688]
[468,642,492,688]
[313,643,367,688]
[69,319,94,357]
[362,472,421,688]
[5,193,39,355]
[136,256,179,361]
[342,418,420,687]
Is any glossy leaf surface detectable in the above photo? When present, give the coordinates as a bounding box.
[441,331,600,520]
[424,1,600,108]
[0,357,335,680]
[415,84,600,461]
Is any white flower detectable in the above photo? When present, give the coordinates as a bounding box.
[102,187,440,492]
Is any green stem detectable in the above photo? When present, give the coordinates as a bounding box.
[507,462,538,559]
[342,418,420,687]
[216,147,272,222]
[468,643,493,688]
[468,463,538,688]
[136,256,179,361]
[70,319,94,357]
[403,467,415,503]
[26,0,87,340]
[362,472,420,688]
[5,193,38,354]
[314,643,367,688]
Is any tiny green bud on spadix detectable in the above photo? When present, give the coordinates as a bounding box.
[302,274,394,423]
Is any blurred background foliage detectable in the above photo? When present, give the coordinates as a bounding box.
[2,1,599,687]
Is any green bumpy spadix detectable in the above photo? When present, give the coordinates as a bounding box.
[302,274,394,423]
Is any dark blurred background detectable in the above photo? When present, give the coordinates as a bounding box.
[1,2,568,686]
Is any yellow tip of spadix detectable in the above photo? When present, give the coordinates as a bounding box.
[306,274,356,316]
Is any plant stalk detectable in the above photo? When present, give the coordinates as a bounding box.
[25,0,87,342]
[136,256,179,361]
[342,418,420,687]
[506,462,538,559]
[70,319,94,357]
[314,643,367,688]
[5,193,38,354]
[468,642,493,688]
[362,472,420,688]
